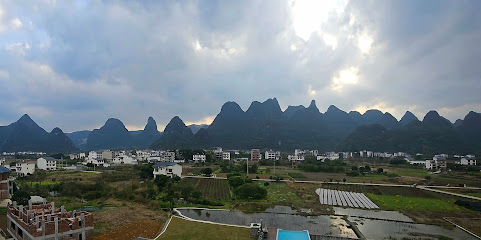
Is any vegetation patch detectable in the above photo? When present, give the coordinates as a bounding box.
[178,178,231,200]
[157,216,253,240]
[366,194,463,211]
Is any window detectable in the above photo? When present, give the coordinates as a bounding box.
[10,221,15,230]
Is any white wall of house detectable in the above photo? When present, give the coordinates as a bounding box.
[37,158,57,171]
[16,162,35,176]
[153,164,182,178]
[113,155,138,165]
[461,158,476,166]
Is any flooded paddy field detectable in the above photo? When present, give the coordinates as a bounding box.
[177,207,477,239]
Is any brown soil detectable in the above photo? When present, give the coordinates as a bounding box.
[92,199,167,237]
[94,219,163,240]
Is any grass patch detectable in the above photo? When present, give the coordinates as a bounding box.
[288,172,307,179]
[157,216,253,240]
[258,182,303,205]
[366,193,463,211]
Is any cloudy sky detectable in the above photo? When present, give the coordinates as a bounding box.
[0,0,480,132]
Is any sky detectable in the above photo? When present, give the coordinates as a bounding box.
[0,0,480,132]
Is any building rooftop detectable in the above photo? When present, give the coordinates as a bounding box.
[153,162,178,167]
[0,165,11,173]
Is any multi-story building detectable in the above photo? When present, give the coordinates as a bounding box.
[265,150,280,160]
[0,166,13,200]
[7,199,94,240]
[288,155,304,161]
[460,157,476,166]
[426,158,447,171]
[112,155,137,165]
[161,152,175,162]
[37,157,57,171]
[153,162,182,178]
[213,147,223,161]
[15,162,35,177]
[101,150,113,161]
[192,155,206,163]
[222,152,231,161]
[87,158,104,166]
[250,149,261,161]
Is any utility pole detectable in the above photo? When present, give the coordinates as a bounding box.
[246,158,249,176]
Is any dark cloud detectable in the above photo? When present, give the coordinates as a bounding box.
[0,0,480,132]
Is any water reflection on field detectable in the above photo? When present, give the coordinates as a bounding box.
[178,207,477,239]
[333,207,413,222]
[178,208,357,238]
[352,217,477,240]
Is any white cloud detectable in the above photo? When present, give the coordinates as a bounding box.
[10,17,22,29]
[5,42,31,56]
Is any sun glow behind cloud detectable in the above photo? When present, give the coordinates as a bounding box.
[291,0,347,41]
[331,67,359,91]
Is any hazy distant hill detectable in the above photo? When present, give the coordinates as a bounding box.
[188,124,209,134]
[84,117,161,150]
[0,114,76,153]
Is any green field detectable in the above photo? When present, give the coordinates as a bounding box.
[157,217,253,240]
[178,178,231,201]
[366,193,463,211]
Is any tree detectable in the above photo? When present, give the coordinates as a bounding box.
[377,168,384,173]
[154,175,170,191]
[234,183,267,200]
[249,164,258,174]
[351,166,358,171]
[264,182,270,187]
[364,165,371,172]
[343,178,346,183]
[228,176,245,188]
[201,168,213,176]
[12,190,30,206]
[425,175,432,181]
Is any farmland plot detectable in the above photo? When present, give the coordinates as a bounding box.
[179,178,231,201]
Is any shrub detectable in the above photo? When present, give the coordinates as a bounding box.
[234,183,267,200]
[228,176,246,188]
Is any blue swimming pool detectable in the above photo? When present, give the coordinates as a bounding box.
[277,229,311,240]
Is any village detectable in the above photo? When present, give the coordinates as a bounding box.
[0,148,480,239]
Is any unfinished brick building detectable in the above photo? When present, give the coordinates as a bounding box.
[7,199,94,240]
[0,166,14,200]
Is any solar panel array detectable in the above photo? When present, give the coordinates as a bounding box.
[315,188,379,209]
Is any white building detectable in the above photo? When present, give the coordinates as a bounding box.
[87,158,104,166]
[153,162,182,178]
[16,162,35,176]
[88,151,102,161]
[222,152,231,161]
[288,155,304,161]
[162,152,175,162]
[37,157,57,171]
[113,155,138,165]
[136,150,152,161]
[147,156,161,163]
[214,147,223,161]
[460,158,476,166]
[265,150,280,160]
[192,155,206,163]
[426,158,447,171]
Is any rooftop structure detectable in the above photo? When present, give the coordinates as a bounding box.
[7,199,94,240]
